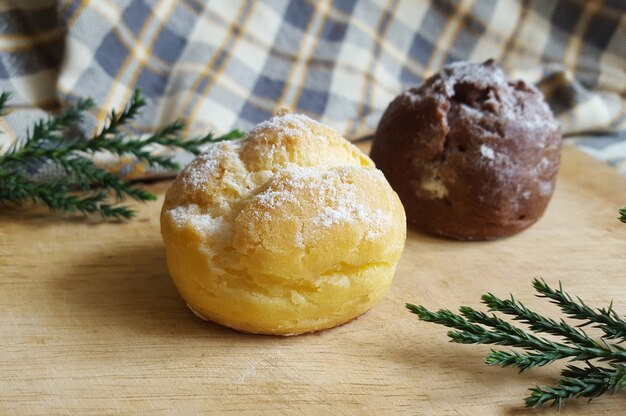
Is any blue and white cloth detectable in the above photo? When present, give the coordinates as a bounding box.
[0,0,624,178]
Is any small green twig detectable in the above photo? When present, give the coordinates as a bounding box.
[526,363,626,409]
[407,279,626,408]
[533,278,626,342]
[0,89,245,219]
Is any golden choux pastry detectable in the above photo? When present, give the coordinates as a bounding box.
[160,111,406,335]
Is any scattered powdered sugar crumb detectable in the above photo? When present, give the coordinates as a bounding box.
[168,204,197,227]
[307,170,392,238]
[365,209,393,241]
[538,181,554,196]
[251,167,319,211]
[251,166,393,238]
[184,154,218,190]
[480,144,495,160]
[439,62,558,132]
[402,90,421,104]
[315,206,350,227]
[253,186,299,211]
[502,102,559,131]
[188,215,228,236]
[314,203,368,227]
[183,142,240,190]
[168,204,231,238]
[437,61,507,96]
[249,112,329,142]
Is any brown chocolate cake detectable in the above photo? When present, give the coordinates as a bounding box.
[370,59,562,240]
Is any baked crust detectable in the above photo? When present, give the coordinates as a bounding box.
[161,112,406,335]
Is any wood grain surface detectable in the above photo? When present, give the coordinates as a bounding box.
[1,143,625,415]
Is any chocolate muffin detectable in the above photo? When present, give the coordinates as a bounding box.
[370,59,562,240]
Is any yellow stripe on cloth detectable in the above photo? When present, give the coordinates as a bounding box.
[94,0,177,130]
[183,1,257,136]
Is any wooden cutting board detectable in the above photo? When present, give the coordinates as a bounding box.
[1,143,625,415]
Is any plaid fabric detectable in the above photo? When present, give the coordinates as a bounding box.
[0,0,624,178]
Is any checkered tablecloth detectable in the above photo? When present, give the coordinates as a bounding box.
[0,0,624,178]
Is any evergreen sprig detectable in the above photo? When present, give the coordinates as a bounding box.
[620,207,626,224]
[407,278,626,409]
[0,90,244,219]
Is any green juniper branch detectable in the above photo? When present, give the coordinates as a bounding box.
[526,363,626,408]
[0,89,245,219]
[533,278,626,342]
[620,207,626,224]
[482,293,592,345]
[407,279,626,408]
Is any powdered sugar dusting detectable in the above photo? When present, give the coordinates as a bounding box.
[437,60,507,96]
[168,112,396,251]
[365,208,393,241]
[185,154,218,190]
[480,144,495,160]
[251,167,317,213]
[412,60,560,136]
[183,141,241,190]
[538,181,554,196]
[249,112,328,142]
[168,204,231,239]
[253,185,299,211]
[315,205,356,227]
[402,90,420,104]
[169,204,197,228]
[250,166,393,240]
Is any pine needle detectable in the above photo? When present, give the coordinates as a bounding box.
[0,89,245,219]
[407,279,626,408]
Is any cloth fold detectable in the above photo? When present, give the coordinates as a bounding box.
[0,0,624,178]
